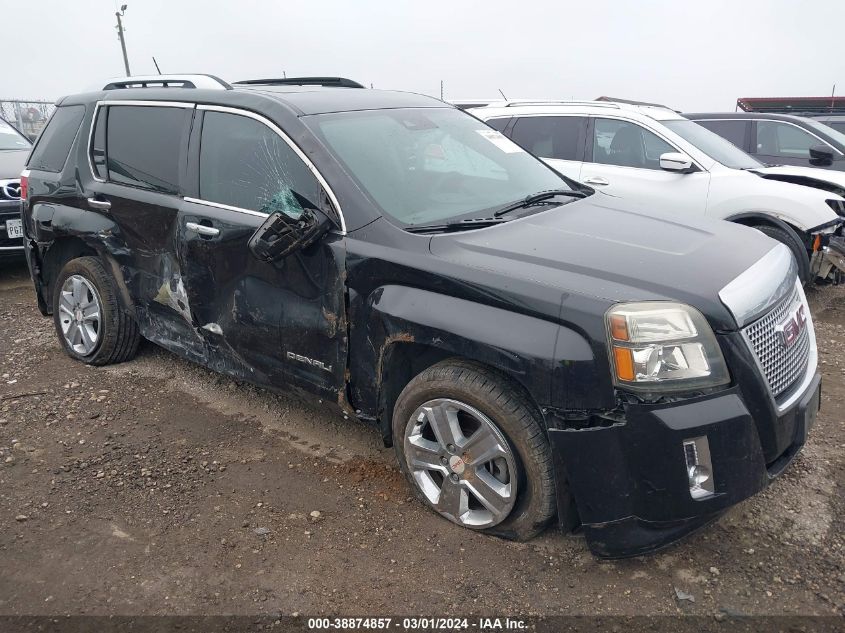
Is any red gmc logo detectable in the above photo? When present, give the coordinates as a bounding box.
[775,304,807,349]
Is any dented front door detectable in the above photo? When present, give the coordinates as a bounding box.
[175,107,348,400]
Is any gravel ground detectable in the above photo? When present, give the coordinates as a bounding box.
[0,259,842,619]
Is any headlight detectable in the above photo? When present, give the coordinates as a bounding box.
[826,199,845,217]
[606,302,730,393]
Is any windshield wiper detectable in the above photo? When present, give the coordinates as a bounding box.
[493,189,586,217]
[405,217,509,234]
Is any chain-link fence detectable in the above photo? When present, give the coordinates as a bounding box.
[0,100,55,141]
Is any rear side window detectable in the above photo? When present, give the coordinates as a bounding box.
[198,110,322,216]
[26,105,84,172]
[90,108,107,179]
[696,119,748,149]
[106,105,187,193]
[510,116,585,160]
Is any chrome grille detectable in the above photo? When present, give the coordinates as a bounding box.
[743,284,811,398]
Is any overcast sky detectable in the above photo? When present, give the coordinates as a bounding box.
[10,0,845,111]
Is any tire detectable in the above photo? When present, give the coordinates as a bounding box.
[752,224,811,284]
[52,256,140,366]
[392,359,560,541]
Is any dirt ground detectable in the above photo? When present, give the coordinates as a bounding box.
[0,259,842,619]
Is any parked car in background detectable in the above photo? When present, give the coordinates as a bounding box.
[471,101,845,282]
[811,115,845,135]
[685,112,845,172]
[20,75,821,558]
[0,117,31,259]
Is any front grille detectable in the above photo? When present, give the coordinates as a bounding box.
[743,284,811,398]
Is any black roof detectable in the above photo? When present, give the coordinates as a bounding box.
[235,85,446,115]
[685,112,813,123]
[59,85,447,117]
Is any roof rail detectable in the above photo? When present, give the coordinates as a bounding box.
[233,76,365,89]
[595,96,671,108]
[102,74,232,90]
[502,100,620,108]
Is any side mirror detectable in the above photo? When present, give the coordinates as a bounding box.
[248,206,330,262]
[809,144,835,166]
[659,152,694,172]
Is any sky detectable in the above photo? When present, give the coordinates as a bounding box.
[8,0,845,111]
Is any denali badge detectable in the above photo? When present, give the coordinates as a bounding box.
[286,351,333,372]
[775,304,807,349]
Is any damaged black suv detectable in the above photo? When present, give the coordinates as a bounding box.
[21,75,821,557]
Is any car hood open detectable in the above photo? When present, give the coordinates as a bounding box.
[429,195,780,330]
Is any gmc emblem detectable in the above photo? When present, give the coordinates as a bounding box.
[775,304,807,349]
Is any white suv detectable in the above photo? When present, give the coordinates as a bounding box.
[470,101,845,281]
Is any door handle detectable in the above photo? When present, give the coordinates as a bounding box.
[583,177,609,186]
[87,197,111,210]
[186,221,220,237]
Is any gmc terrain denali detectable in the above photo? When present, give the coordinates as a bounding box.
[21,75,820,557]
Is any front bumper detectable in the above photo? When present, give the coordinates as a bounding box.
[549,372,821,558]
[0,200,23,258]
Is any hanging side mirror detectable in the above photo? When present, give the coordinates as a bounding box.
[248,206,331,262]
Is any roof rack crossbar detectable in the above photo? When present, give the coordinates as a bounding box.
[233,76,365,89]
[102,74,232,90]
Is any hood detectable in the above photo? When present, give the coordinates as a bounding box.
[429,194,781,331]
[0,150,29,180]
[752,165,845,198]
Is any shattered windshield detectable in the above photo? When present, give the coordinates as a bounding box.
[306,107,570,226]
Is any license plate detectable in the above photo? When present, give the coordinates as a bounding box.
[5,218,22,239]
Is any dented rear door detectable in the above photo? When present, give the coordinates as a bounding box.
[176,106,347,400]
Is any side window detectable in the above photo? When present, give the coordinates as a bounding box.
[26,105,85,172]
[756,121,821,158]
[90,107,107,180]
[485,117,511,133]
[592,118,674,169]
[107,105,187,193]
[697,120,748,149]
[510,116,585,160]
[199,111,322,216]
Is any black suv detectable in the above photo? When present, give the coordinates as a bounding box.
[0,117,32,259]
[686,112,845,171]
[21,75,821,558]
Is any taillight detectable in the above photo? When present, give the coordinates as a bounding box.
[19,170,29,201]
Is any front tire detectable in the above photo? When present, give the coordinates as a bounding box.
[753,224,811,283]
[52,256,140,365]
[392,360,559,541]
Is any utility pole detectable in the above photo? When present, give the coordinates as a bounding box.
[115,5,131,76]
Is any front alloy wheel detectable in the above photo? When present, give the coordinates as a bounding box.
[404,398,517,528]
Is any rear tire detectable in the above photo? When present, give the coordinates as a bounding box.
[752,224,811,283]
[52,256,140,365]
[392,359,560,541]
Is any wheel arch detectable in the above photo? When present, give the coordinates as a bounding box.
[726,211,810,246]
[349,285,599,447]
[35,235,132,317]
[376,343,545,448]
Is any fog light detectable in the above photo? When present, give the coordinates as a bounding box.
[683,437,714,499]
